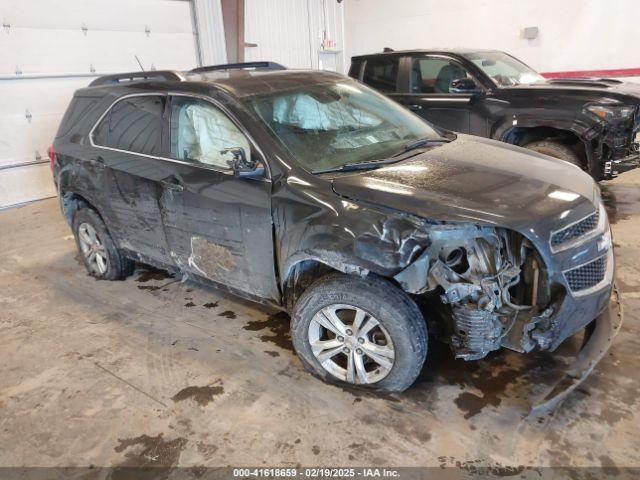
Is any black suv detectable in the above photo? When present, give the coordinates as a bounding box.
[349,49,640,180]
[51,62,620,413]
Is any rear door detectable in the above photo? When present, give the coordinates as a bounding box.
[91,93,172,265]
[158,94,279,302]
[395,55,476,133]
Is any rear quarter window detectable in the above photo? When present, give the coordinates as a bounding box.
[362,57,399,92]
[55,96,102,139]
[93,95,166,156]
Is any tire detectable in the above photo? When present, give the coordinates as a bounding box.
[291,273,427,392]
[72,208,135,280]
[524,140,583,169]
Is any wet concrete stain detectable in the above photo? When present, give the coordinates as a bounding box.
[136,268,173,283]
[601,183,640,225]
[196,442,219,460]
[218,310,237,319]
[203,301,219,309]
[184,302,196,308]
[111,434,187,480]
[339,385,401,403]
[437,456,531,477]
[171,382,224,406]
[312,445,321,455]
[243,311,293,351]
[264,350,280,357]
[404,339,565,417]
[138,285,161,291]
[454,392,489,419]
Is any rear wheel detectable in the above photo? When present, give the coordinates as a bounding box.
[72,208,134,280]
[291,273,427,392]
[524,140,583,169]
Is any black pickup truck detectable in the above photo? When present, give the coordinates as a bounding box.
[349,49,640,180]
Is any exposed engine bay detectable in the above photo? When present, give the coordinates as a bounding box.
[396,226,557,361]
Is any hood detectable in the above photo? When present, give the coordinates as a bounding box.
[507,78,640,102]
[330,135,599,235]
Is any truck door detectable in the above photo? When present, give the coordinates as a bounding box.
[395,55,478,133]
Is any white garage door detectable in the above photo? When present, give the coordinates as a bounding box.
[0,0,198,208]
[244,0,313,68]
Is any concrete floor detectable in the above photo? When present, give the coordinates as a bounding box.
[1,170,639,475]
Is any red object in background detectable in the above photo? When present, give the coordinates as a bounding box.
[47,145,55,170]
[541,67,640,79]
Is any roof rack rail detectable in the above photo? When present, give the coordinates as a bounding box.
[189,61,286,73]
[89,70,184,87]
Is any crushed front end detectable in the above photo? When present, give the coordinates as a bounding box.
[395,200,621,413]
[584,102,640,178]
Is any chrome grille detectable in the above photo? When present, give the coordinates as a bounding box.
[564,255,608,292]
[551,210,599,248]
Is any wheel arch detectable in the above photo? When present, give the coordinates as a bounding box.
[281,253,375,311]
[59,189,105,227]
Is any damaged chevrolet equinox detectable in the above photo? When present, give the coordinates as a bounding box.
[51,62,621,412]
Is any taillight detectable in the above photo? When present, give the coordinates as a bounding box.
[47,145,55,170]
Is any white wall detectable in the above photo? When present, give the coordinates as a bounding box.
[344,0,640,81]
[244,0,345,71]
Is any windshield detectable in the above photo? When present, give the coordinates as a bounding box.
[464,51,546,87]
[246,81,442,173]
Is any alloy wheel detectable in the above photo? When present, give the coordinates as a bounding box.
[308,304,395,385]
[77,222,108,274]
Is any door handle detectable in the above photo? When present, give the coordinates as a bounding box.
[91,156,106,170]
[160,177,184,192]
[407,104,422,111]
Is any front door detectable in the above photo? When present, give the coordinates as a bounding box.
[158,94,279,302]
[396,55,477,133]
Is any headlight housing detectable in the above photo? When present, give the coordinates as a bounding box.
[585,104,636,123]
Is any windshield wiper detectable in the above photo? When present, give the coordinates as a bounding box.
[313,156,405,174]
[394,137,451,156]
[313,137,453,174]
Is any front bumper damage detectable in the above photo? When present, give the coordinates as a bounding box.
[605,152,640,177]
[530,285,623,416]
[394,219,621,415]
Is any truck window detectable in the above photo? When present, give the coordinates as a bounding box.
[348,60,364,80]
[94,95,166,156]
[411,57,472,94]
[362,58,399,93]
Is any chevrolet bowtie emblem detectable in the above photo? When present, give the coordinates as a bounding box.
[598,231,612,252]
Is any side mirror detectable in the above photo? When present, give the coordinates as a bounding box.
[449,78,482,95]
[221,147,257,176]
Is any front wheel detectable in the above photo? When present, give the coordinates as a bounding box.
[291,273,427,392]
[523,140,583,169]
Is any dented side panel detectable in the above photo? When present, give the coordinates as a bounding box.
[159,162,280,302]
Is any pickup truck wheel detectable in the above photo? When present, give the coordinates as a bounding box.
[524,140,583,169]
[72,208,135,280]
[291,273,427,392]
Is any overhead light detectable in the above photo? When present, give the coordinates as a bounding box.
[548,190,580,202]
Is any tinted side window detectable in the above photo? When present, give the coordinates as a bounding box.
[348,60,363,80]
[103,95,165,155]
[169,96,251,170]
[411,57,472,94]
[56,96,101,139]
[92,109,110,146]
[362,58,399,92]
